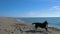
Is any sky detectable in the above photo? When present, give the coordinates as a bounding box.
[0,0,60,17]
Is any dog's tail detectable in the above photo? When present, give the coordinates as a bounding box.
[32,23,36,25]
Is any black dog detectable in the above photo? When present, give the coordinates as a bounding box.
[32,21,48,31]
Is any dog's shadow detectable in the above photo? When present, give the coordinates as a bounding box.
[24,29,48,34]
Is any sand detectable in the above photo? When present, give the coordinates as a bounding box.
[0,17,60,34]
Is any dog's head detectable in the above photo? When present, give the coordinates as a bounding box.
[44,21,48,25]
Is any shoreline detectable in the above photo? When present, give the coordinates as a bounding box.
[16,18,60,29]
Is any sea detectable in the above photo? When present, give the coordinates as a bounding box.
[17,17,60,29]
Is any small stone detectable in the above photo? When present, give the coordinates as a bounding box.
[11,32,14,33]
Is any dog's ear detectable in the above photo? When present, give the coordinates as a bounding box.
[45,20,47,22]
